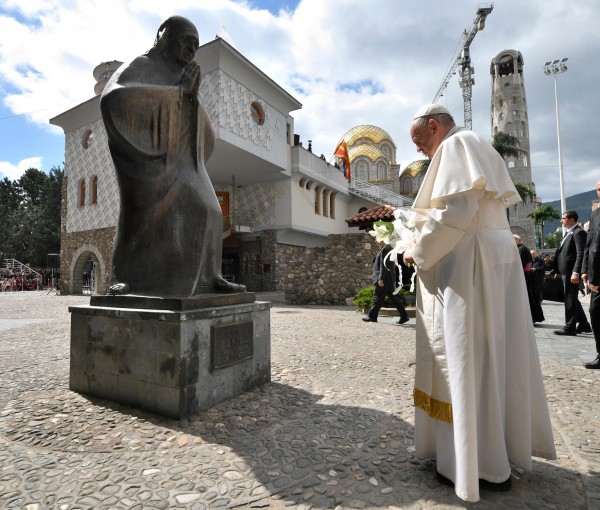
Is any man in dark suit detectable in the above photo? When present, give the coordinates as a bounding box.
[582,183,600,369]
[363,241,409,324]
[553,210,592,335]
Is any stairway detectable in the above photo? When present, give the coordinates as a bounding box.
[349,178,414,208]
[2,259,42,279]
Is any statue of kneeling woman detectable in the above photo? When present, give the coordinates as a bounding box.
[100,16,245,297]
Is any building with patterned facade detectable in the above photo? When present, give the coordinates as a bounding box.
[50,38,387,295]
[490,49,538,247]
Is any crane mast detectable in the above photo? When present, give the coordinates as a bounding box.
[432,4,493,129]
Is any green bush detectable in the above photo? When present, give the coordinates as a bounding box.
[353,285,415,309]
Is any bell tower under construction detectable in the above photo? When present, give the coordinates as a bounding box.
[490,49,537,247]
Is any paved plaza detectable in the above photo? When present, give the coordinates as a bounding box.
[0,290,598,509]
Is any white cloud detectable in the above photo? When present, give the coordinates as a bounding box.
[0,157,43,180]
[0,0,598,201]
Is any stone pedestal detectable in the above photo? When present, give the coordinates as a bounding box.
[69,293,270,419]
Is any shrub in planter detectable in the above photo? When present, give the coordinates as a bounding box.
[353,285,416,310]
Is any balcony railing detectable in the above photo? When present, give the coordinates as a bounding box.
[349,178,414,207]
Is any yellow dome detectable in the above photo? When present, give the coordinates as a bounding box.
[340,125,396,147]
[348,145,386,163]
[401,159,430,177]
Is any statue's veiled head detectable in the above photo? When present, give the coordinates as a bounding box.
[150,16,200,67]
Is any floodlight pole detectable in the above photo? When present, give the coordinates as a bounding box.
[544,58,568,233]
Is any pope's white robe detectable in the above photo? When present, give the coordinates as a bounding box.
[410,127,556,502]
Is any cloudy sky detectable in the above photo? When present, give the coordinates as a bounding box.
[0,0,598,203]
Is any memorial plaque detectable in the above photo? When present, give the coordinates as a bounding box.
[211,321,253,370]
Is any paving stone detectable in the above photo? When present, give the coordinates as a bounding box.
[0,292,597,509]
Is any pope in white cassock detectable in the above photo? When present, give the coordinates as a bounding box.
[403,104,556,502]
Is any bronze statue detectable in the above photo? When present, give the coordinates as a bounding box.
[100,16,245,297]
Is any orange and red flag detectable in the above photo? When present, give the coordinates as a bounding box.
[334,140,351,182]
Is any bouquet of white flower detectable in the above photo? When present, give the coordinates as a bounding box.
[368,207,417,292]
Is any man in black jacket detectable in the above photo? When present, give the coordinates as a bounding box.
[553,210,592,335]
[363,241,409,324]
[582,183,600,368]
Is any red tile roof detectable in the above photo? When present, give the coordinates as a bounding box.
[346,204,396,230]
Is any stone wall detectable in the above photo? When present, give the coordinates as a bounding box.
[238,240,262,291]
[275,242,305,290]
[284,234,378,305]
[60,227,116,294]
[236,231,305,292]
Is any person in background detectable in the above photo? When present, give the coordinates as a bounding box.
[531,249,546,301]
[581,182,600,369]
[514,235,544,323]
[402,103,556,502]
[553,210,592,335]
[363,240,409,325]
[543,254,554,274]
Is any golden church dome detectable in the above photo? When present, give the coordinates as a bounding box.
[401,159,430,177]
[348,145,386,163]
[340,125,396,147]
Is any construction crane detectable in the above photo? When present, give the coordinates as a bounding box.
[432,4,494,129]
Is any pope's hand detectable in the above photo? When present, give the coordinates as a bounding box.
[403,249,415,265]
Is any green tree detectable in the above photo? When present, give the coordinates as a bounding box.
[545,230,563,249]
[35,166,63,265]
[512,181,536,203]
[19,167,48,205]
[491,132,524,159]
[1,166,63,268]
[491,133,535,204]
[0,177,21,257]
[528,205,561,247]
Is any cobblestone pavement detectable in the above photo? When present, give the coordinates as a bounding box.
[0,290,598,509]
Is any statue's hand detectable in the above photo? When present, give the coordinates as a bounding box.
[180,61,200,95]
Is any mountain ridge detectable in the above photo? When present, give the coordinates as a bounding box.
[542,189,597,234]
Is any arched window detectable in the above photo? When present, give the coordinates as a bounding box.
[243,256,249,274]
[377,162,386,180]
[401,177,411,194]
[79,178,86,207]
[381,144,391,161]
[358,161,368,181]
[91,175,98,205]
[254,255,261,274]
[251,101,265,126]
[82,129,94,149]
[314,186,321,214]
[329,192,336,219]
[299,178,306,188]
[322,189,329,217]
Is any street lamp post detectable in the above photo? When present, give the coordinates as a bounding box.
[544,58,568,232]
